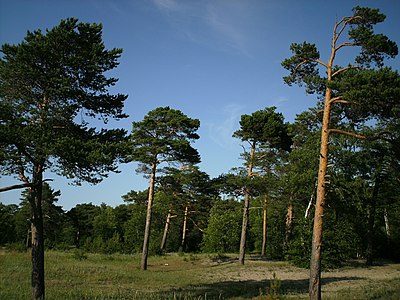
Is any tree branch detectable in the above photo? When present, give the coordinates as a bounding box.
[311,59,328,69]
[329,96,353,104]
[188,217,205,233]
[333,99,353,104]
[335,42,357,52]
[305,179,318,218]
[332,65,360,78]
[0,178,53,193]
[241,144,248,154]
[294,59,328,72]
[333,16,361,46]
[0,183,32,192]
[16,157,30,184]
[329,129,367,139]
[333,18,347,45]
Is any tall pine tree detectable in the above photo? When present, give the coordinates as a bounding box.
[0,18,128,299]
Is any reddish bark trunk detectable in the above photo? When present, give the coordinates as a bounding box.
[309,87,332,300]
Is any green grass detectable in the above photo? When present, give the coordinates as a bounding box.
[1,250,399,299]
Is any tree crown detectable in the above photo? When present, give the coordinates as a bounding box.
[0,18,128,185]
[129,106,201,166]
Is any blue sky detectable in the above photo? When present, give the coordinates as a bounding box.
[1,0,399,210]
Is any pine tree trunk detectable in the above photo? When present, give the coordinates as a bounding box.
[160,210,172,253]
[141,162,156,270]
[285,202,293,249]
[239,141,256,265]
[239,192,250,264]
[181,205,189,251]
[309,87,332,300]
[366,176,380,266]
[384,207,391,253]
[384,208,390,238]
[261,197,268,257]
[30,168,45,299]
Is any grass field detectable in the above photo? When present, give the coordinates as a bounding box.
[1,250,400,299]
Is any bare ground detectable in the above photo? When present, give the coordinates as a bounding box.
[189,255,400,299]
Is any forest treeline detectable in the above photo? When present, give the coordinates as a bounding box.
[1,102,399,268]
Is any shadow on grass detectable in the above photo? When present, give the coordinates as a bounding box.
[343,259,392,268]
[209,254,237,264]
[167,276,364,299]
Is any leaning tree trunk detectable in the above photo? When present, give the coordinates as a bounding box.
[239,141,256,265]
[30,167,45,299]
[160,210,173,253]
[309,86,332,300]
[141,161,156,270]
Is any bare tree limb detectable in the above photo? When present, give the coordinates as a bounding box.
[305,180,318,218]
[335,42,357,52]
[188,217,205,233]
[333,16,361,46]
[332,65,360,78]
[0,178,53,193]
[312,59,329,69]
[330,97,353,104]
[0,183,32,192]
[295,59,328,72]
[329,128,367,139]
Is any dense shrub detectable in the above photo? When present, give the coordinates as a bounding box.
[202,200,242,253]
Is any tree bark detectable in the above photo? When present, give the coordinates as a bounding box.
[160,210,172,253]
[309,86,332,300]
[384,207,391,253]
[239,193,250,265]
[285,202,293,250]
[30,167,45,299]
[141,161,156,270]
[261,197,268,257]
[181,205,189,251]
[0,182,31,192]
[366,176,380,266]
[239,141,256,265]
[383,208,390,239]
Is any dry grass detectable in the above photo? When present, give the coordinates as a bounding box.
[0,250,399,299]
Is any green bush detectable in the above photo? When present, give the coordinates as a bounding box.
[72,248,87,260]
[287,213,362,269]
[202,200,242,253]
[5,242,27,252]
[286,217,313,268]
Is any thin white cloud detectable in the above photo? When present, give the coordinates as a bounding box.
[204,2,251,56]
[90,0,126,16]
[151,0,184,13]
[273,96,288,106]
[151,0,254,56]
[206,104,245,150]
